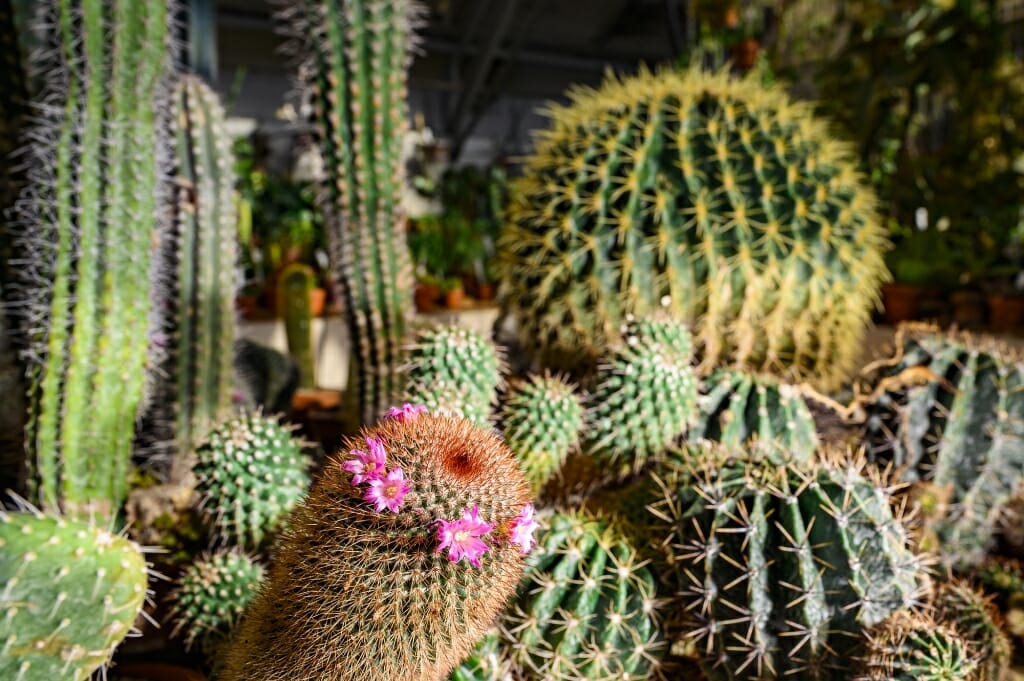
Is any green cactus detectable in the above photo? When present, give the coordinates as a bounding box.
[692,368,818,456]
[500,373,584,494]
[975,557,1024,601]
[156,74,238,475]
[14,0,174,520]
[498,66,888,388]
[0,508,149,681]
[168,549,265,652]
[449,630,509,681]
[856,323,1024,569]
[401,324,503,427]
[278,262,317,389]
[859,611,977,681]
[192,412,311,550]
[583,315,697,479]
[931,581,1011,681]
[220,412,533,681]
[282,0,421,424]
[501,510,666,680]
[651,441,923,680]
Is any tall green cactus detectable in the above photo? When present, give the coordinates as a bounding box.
[156,74,238,472]
[14,0,175,519]
[278,262,316,389]
[498,66,888,388]
[856,323,1024,569]
[281,0,420,424]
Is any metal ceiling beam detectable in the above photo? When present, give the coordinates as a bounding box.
[424,37,640,74]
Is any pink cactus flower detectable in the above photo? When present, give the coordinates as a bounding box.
[435,505,494,567]
[343,436,386,485]
[386,403,428,421]
[509,503,538,554]
[365,467,411,512]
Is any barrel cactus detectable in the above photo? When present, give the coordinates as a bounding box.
[692,368,817,456]
[192,412,310,549]
[859,611,976,681]
[931,581,1011,681]
[498,66,888,388]
[651,441,923,680]
[501,510,666,680]
[168,549,265,652]
[500,373,584,493]
[0,509,149,681]
[856,323,1024,568]
[220,411,533,681]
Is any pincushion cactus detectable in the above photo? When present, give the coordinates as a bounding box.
[0,509,149,680]
[220,409,533,681]
[498,66,888,387]
[932,581,1010,681]
[168,549,264,652]
[500,510,666,680]
[651,441,923,680]
[192,412,310,549]
[858,611,976,681]
[500,373,584,493]
[855,323,1024,568]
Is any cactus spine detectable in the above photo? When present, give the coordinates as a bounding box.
[652,442,923,680]
[278,262,316,389]
[15,0,175,519]
[856,323,1024,568]
[498,66,888,387]
[281,0,420,424]
[221,412,532,681]
[160,74,238,471]
[0,509,149,681]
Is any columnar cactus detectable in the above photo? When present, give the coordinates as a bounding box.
[584,316,697,478]
[692,368,818,456]
[501,510,666,680]
[159,74,239,470]
[192,412,310,549]
[168,549,265,652]
[220,410,534,681]
[500,373,583,493]
[0,509,149,681]
[402,324,504,426]
[858,611,976,681]
[277,262,316,389]
[14,0,175,519]
[856,323,1024,568]
[498,66,888,387]
[651,442,923,680]
[280,0,421,424]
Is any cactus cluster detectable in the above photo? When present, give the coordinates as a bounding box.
[13,0,176,520]
[280,0,422,424]
[501,510,666,681]
[651,441,923,680]
[498,66,888,388]
[499,373,583,493]
[168,549,265,652]
[0,509,149,681]
[402,324,503,426]
[192,412,311,549]
[220,411,533,681]
[856,323,1024,568]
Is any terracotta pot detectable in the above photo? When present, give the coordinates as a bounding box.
[732,38,759,70]
[310,287,326,317]
[445,286,465,310]
[235,294,259,319]
[292,388,342,412]
[414,282,440,312]
[950,289,987,329]
[476,281,495,302]
[881,282,926,325]
[987,293,1024,332]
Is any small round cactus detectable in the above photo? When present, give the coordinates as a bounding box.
[932,581,1011,681]
[168,549,265,651]
[584,316,697,478]
[192,411,310,549]
[0,510,149,681]
[501,510,666,680]
[859,611,977,681]
[500,373,584,493]
[220,410,533,681]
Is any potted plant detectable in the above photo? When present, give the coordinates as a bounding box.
[414,273,442,312]
[882,223,946,324]
[442,276,465,309]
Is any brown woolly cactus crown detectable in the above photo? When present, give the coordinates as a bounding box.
[221,409,533,681]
